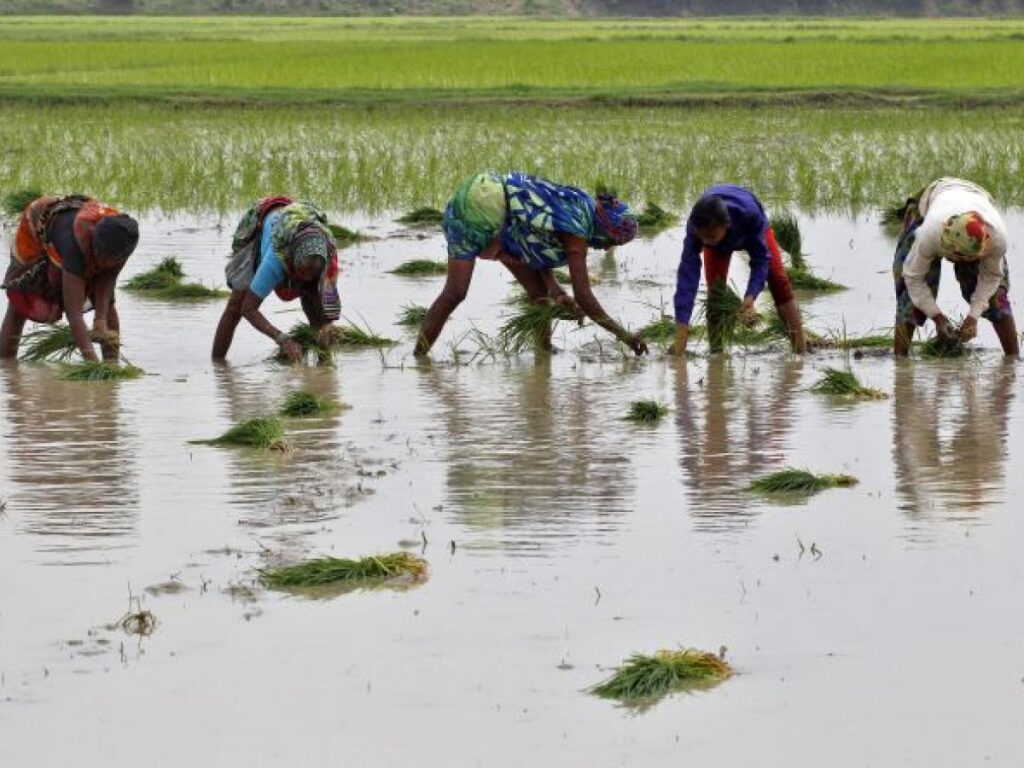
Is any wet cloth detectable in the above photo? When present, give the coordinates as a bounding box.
[674,185,773,324]
[443,172,635,269]
[893,198,1011,327]
[901,178,1008,320]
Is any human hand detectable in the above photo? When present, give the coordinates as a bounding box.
[280,337,303,363]
[933,313,954,339]
[740,296,759,327]
[552,293,585,322]
[958,315,978,342]
[626,332,649,357]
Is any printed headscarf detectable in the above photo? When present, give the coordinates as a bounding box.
[939,211,991,262]
[594,194,638,246]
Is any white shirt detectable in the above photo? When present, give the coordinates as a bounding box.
[902,177,1008,320]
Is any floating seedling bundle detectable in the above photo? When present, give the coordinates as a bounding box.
[496,299,581,354]
[327,222,363,245]
[749,468,858,495]
[396,304,428,327]
[58,361,144,381]
[389,259,448,276]
[635,202,677,234]
[625,399,669,423]
[122,256,225,299]
[769,212,845,292]
[260,552,427,590]
[19,324,77,362]
[190,417,288,450]
[279,390,336,418]
[810,367,888,399]
[396,207,444,226]
[592,649,732,706]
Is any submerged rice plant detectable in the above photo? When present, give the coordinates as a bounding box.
[390,259,448,276]
[58,361,143,381]
[2,187,42,217]
[261,552,427,589]
[635,202,677,233]
[190,416,287,450]
[279,390,336,418]
[919,333,968,358]
[639,315,677,343]
[396,207,444,226]
[276,321,395,363]
[592,649,732,705]
[396,303,428,327]
[625,399,669,423]
[749,468,858,494]
[810,367,888,399]
[19,323,77,362]
[496,300,580,354]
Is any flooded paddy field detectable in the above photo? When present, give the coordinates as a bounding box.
[2,200,1023,765]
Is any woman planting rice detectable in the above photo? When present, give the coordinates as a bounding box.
[669,185,806,355]
[892,177,1018,357]
[1,194,139,362]
[414,171,648,357]
[212,197,340,362]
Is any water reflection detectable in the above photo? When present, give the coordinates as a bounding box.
[422,359,633,553]
[892,360,1015,528]
[0,364,139,562]
[674,357,802,530]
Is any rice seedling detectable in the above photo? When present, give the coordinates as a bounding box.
[919,333,968,358]
[625,399,669,423]
[260,552,427,589]
[635,202,677,233]
[788,267,846,292]
[275,321,395,363]
[552,268,599,286]
[881,200,911,229]
[592,649,732,706]
[496,300,580,354]
[396,207,444,226]
[122,256,225,299]
[2,187,42,217]
[327,222,363,244]
[279,390,336,418]
[189,416,288,450]
[810,367,888,399]
[58,361,144,381]
[703,281,743,351]
[331,324,396,348]
[749,468,858,494]
[396,303,428,327]
[389,259,448,276]
[19,323,77,362]
[639,315,677,343]
[770,212,805,270]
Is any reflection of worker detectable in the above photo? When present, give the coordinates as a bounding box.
[670,185,806,355]
[415,172,646,357]
[1,195,139,362]
[892,178,1019,357]
[213,198,340,363]
[892,361,1015,519]
[673,358,803,518]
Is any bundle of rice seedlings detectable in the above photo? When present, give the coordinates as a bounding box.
[331,324,396,348]
[770,212,805,270]
[592,649,732,705]
[919,333,968,359]
[261,552,427,589]
[552,268,599,286]
[327,222,363,244]
[749,468,858,494]
[19,323,77,362]
[2,187,42,217]
[275,322,395,363]
[639,315,677,343]
[389,259,448,276]
[279,390,336,418]
[189,416,287,450]
[787,268,846,292]
[396,304,428,327]
[810,367,888,399]
[122,256,225,299]
[635,202,677,233]
[396,207,444,226]
[734,312,790,347]
[625,399,669,423]
[58,361,144,381]
[808,330,894,350]
[881,201,910,229]
[496,300,580,354]
[704,281,743,350]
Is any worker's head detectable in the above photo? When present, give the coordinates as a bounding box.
[593,192,638,249]
[92,215,139,270]
[290,227,331,283]
[940,211,992,262]
[690,194,730,246]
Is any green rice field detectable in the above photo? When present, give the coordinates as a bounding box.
[1,17,1024,104]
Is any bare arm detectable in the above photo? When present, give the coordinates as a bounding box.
[61,272,99,362]
[240,291,286,343]
[301,291,328,329]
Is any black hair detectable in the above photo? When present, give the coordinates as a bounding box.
[689,194,729,230]
[93,215,140,262]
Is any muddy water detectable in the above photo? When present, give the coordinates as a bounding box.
[1,212,1023,767]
